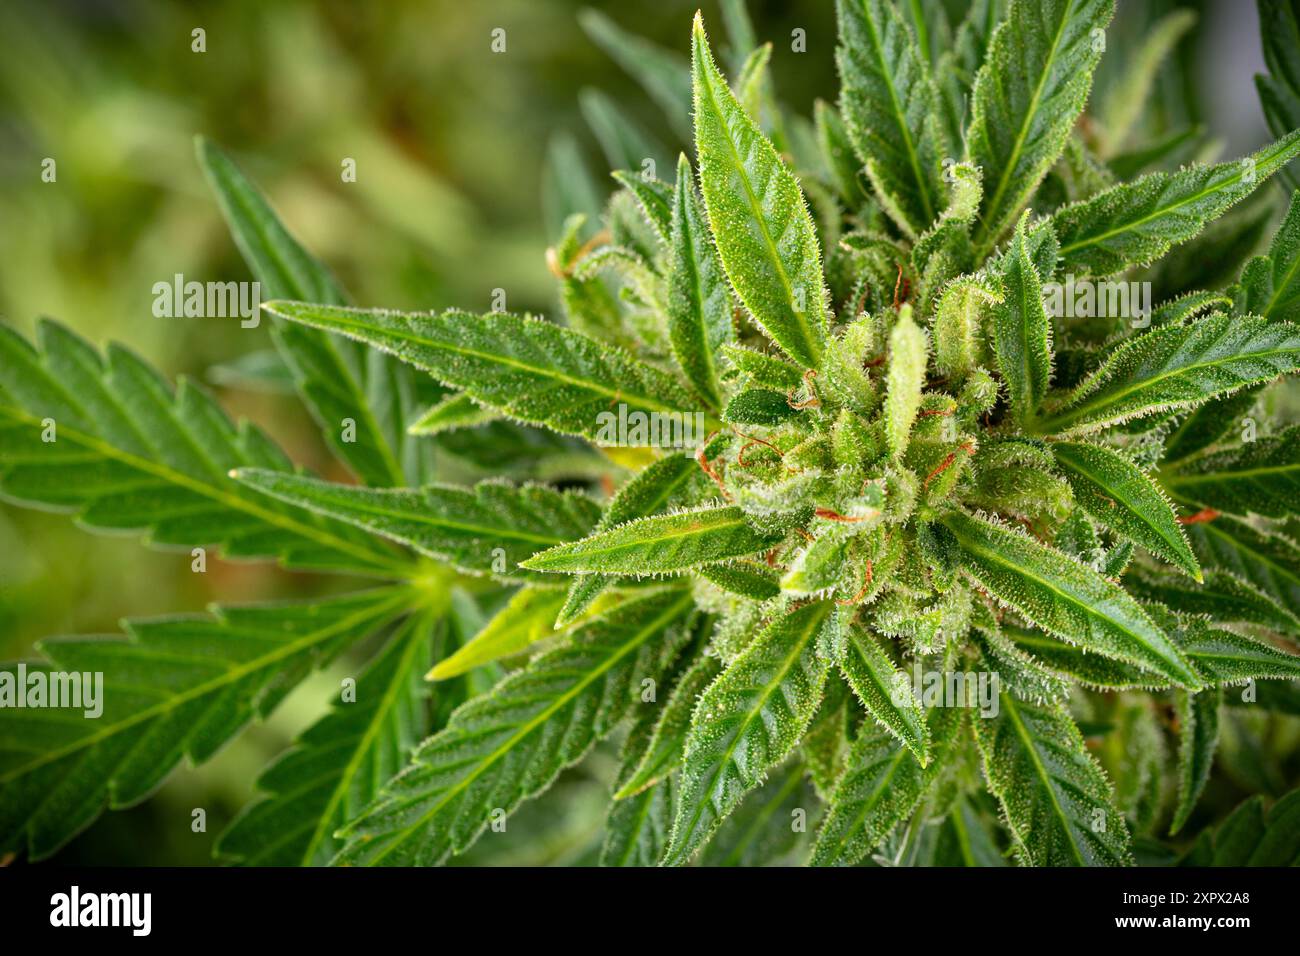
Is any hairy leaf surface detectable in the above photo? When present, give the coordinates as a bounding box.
[665,601,831,865]
[692,14,829,368]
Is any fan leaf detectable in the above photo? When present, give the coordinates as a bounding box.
[1051,130,1300,276]
[1033,314,1300,435]
[973,690,1132,865]
[969,0,1116,251]
[1051,441,1200,579]
[0,588,412,860]
[0,320,406,577]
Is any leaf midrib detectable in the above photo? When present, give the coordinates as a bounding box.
[301,608,435,864]
[1038,330,1300,432]
[948,515,1192,684]
[676,180,723,410]
[528,508,753,568]
[1058,135,1299,257]
[975,0,1079,251]
[253,479,581,549]
[1055,442,1191,564]
[696,49,822,366]
[825,742,910,865]
[215,157,406,487]
[851,0,936,225]
[1161,459,1300,488]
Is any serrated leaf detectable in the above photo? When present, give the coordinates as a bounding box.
[428,587,568,680]
[692,13,829,368]
[0,320,406,577]
[835,0,945,237]
[840,625,930,763]
[0,588,411,860]
[1160,425,1300,520]
[1034,314,1300,435]
[885,305,928,458]
[941,511,1202,687]
[216,609,437,865]
[1132,568,1300,636]
[1004,616,1300,689]
[522,504,782,577]
[1161,387,1262,464]
[601,764,676,867]
[1170,687,1221,836]
[197,138,415,487]
[601,656,688,867]
[1051,130,1300,276]
[1174,615,1300,684]
[601,773,675,867]
[559,450,707,625]
[667,154,734,409]
[973,691,1132,865]
[1051,440,1200,579]
[665,601,832,865]
[333,589,693,865]
[811,710,958,867]
[969,0,1115,251]
[234,470,599,582]
[263,303,718,443]
[993,216,1053,424]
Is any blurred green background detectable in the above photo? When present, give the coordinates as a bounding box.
[0,0,1279,864]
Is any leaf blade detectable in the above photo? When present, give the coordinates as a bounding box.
[692,13,829,368]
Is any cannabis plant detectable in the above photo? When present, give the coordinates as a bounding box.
[5,0,1300,867]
